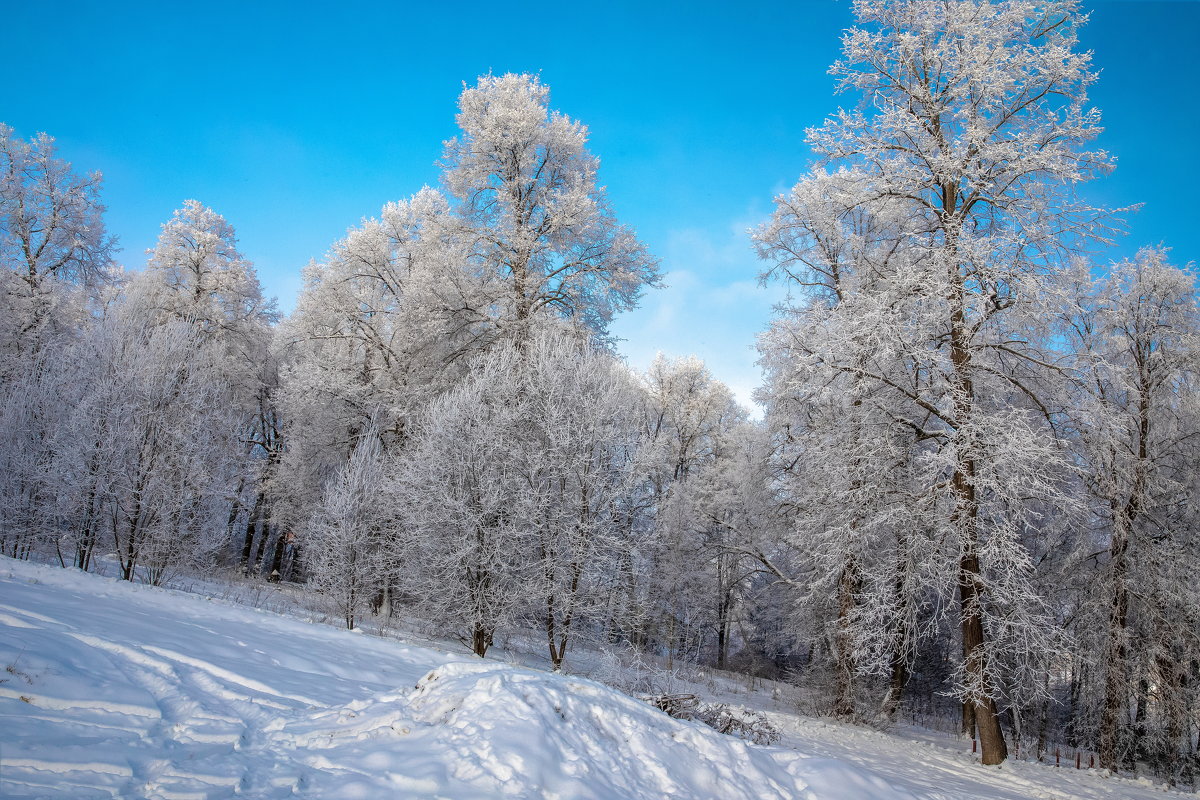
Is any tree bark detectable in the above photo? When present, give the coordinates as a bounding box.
[1101,379,1149,771]
[882,643,908,721]
[240,491,264,572]
[1099,504,1130,771]
[834,554,861,719]
[251,509,271,570]
[472,622,493,658]
[961,547,1007,763]
[268,526,287,581]
[947,244,1007,765]
[716,583,732,671]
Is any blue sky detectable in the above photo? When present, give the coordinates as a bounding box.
[7,1,1198,409]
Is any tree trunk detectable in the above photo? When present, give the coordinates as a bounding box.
[267,527,286,582]
[251,511,271,570]
[75,487,98,571]
[961,548,1007,763]
[224,476,245,552]
[546,555,582,671]
[949,253,1006,765]
[882,645,908,721]
[120,499,143,582]
[546,589,562,670]
[1099,505,1130,771]
[715,537,730,670]
[241,491,265,572]
[716,578,732,671]
[834,555,861,719]
[883,529,911,720]
[472,622,492,657]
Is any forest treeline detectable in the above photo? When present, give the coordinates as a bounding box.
[2,0,1197,784]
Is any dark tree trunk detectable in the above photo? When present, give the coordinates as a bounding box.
[472,623,493,658]
[716,583,733,671]
[224,490,243,555]
[834,555,861,719]
[267,527,286,582]
[1099,506,1130,771]
[961,548,1007,763]
[882,647,908,721]
[251,511,272,571]
[948,256,1006,766]
[241,491,265,572]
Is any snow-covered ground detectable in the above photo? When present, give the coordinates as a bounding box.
[0,558,1190,799]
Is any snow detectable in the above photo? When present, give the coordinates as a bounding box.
[0,558,1191,799]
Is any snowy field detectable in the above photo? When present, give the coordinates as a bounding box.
[0,558,1189,800]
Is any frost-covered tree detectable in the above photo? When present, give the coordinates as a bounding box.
[667,421,780,671]
[757,0,1112,763]
[283,73,660,504]
[0,123,115,375]
[756,168,929,719]
[0,126,116,559]
[54,285,243,583]
[641,355,743,486]
[283,76,662,611]
[144,200,275,363]
[392,327,644,664]
[0,343,67,559]
[636,355,749,667]
[277,189,476,534]
[759,338,934,721]
[392,340,537,657]
[443,73,660,340]
[1062,249,1200,776]
[27,203,271,582]
[521,332,645,669]
[141,201,278,572]
[303,424,388,630]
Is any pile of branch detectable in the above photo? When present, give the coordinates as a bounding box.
[642,693,781,746]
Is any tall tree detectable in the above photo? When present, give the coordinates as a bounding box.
[638,355,746,667]
[276,189,473,539]
[0,125,116,559]
[1062,249,1200,775]
[144,200,274,352]
[303,423,388,630]
[442,73,660,340]
[0,123,115,374]
[284,75,662,616]
[392,327,644,664]
[142,200,278,572]
[757,0,1112,764]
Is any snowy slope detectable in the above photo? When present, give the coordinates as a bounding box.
[0,558,1189,799]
